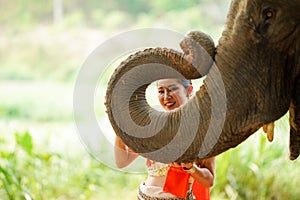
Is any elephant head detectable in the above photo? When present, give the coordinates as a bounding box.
[105,0,300,163]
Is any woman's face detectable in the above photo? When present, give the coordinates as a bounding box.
[157,79,190,111]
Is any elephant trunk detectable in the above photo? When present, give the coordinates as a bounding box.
[106,0,300,162]
[105,32,219,163]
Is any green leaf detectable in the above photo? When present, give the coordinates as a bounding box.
[15,131,33,155]
[0,166,16,199]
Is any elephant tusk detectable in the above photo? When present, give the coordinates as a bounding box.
[262,122,275,142]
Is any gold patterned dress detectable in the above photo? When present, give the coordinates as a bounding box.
[137,159,193,200]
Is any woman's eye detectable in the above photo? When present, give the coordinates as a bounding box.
[169,87,178,92]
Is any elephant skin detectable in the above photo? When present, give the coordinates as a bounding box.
[105,0,300,163]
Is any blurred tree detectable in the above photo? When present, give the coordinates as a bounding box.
[114,0,150,15]
[0,0,206,29]
[149,0,202,13]
[0,0,52,29]
[53,0,63,26]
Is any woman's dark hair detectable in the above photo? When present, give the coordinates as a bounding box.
[177,79,192,89]
[156,79,192,88]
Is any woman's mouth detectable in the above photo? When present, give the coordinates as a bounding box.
[164,102,176,109]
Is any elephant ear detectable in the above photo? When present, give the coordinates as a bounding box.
[288,31,300,160]
[289,76,300,160]
[105,31,215,158]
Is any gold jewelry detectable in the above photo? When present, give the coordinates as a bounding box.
[183,165,197,174]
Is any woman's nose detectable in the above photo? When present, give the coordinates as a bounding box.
[164,90,171,99]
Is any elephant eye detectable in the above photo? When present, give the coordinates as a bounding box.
[263,8,275,20]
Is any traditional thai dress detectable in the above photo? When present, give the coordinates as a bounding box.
[137,159,209,200]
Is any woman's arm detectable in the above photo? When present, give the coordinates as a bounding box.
[105,99,139,168]
[180,157,215,188]
[114,136,139,168]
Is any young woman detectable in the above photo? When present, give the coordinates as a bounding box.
[114,79,215,200]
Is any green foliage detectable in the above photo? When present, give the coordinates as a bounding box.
[0,0,206,30]
[0,81,299,199]
[0,29,80,82]
[99,11,132,30]
[111,0,150,15]
[15,131,33,155]
[0,0,227,82]
[149,0,202,13]
[0,128,144,199]
[0,0,52,30]
[0,131,41,199]
[0,82,73,122]
[211,121,300,200]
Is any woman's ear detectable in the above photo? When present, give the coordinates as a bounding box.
[187,85,193,97]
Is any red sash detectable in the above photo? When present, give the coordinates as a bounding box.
[163,166,210,200]
[163,166,190,198]
[192,179,210,200]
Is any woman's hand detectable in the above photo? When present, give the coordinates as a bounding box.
[171,162,193,170]
[180,163,194,170]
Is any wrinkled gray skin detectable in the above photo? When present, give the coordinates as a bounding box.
[106,0,300,163]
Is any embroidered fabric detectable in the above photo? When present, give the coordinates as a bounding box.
[138,183,193,200]
[147,161,170,177]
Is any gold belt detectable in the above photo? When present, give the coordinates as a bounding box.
[138,188,193,200]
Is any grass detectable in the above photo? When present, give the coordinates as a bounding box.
[0,81,73,122]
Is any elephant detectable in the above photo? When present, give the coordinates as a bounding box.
[105,0,300,163]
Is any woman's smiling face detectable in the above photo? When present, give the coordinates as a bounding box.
[157,79,190,111]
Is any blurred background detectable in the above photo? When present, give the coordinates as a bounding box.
[0,0,299,199]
